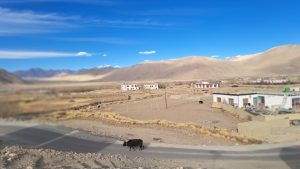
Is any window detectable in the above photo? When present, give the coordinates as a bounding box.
[292,98,300,110]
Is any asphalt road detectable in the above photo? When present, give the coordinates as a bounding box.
[1,121,300,169]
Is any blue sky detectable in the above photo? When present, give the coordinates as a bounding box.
[0,0,300,71]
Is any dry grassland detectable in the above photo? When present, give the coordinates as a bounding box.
[41,109,262,144]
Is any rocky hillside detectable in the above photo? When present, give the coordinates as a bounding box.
[0,69,23,84]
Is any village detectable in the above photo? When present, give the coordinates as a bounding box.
[118,79,300,143]
[1,78,300,168]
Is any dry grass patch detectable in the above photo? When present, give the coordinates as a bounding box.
[44,110,263,144]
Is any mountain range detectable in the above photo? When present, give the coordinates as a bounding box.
[14,68,76,79]
[97,44,300,81]
[1,44,300,83]
[0,69,23,84]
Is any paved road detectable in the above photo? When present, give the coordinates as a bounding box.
[0,121,300,168]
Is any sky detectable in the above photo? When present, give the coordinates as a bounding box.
[1,0,300,71]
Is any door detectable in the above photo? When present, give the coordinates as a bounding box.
[292,98,300,110]
[228,98,234,106]
[258,96,265,109]
[243,98,249,107]
[217,97,221,103]
[253,98,257,106]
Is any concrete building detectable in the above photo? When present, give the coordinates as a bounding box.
[144,83,159,90]
[212,92,300,111]
[250,78,288,84]
[121,84,139,91]
[194,81,221,89]
[291,87,300,92]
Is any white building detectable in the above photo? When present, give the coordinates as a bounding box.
[250,78,288,84]
[121,84,139,91]
[291,87,300,92]
[250,78,262,84]
[194,81,221,89]
[144,83,159,90]
[265,79,288,84]
[213,92,300,111]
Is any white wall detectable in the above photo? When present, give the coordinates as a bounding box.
[213,94,239,107]
[291,87,300,92]
[213,93,300,110]
[121,84,139,91]
[195,83,220,88]
[255,94,287,109]
[237,95,255,108]
[144,83,158,90]
[213,94,255,108]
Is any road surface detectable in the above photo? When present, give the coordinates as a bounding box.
[0,120,300,169]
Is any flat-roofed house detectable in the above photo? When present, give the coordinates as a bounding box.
[213,92,300,111]
[144,83,159,90]
[121,83,139,91]
[291,87,300,92]
[194,81,221,89]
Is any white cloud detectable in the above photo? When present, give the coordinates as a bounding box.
[55,37,140,45]
[98,64,111,68]
[76,51,91,56]
[234,55,242,58]
[0,0,116,5]
[0,7,78,35]
[225,57,231,59]
[138,50,156,55]
[211,55,219,58]
[0,6,172,35]
[0,50,91,59]
[98,64,121,68]
[102,53,108,57]
[91,18,172,28]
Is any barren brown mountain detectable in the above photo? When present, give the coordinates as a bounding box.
[48,45,300,82]
[0,69,23,84]
[236,45,300,77]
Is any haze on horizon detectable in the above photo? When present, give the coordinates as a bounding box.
[1,0,300,71]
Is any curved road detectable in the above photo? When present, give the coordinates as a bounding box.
[0,121,300,169]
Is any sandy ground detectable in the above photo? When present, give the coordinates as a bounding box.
[58,119,235,146]
[108,94,240,130]
[0,146,203,169]
[0,145,292,169]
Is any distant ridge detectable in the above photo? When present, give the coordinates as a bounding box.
[13,44,300,82]
[14,67,118,79]
[98,45,300,81]
[14,68,75,79]
[0,69,23,84]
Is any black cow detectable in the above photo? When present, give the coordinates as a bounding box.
[123,139,144,151]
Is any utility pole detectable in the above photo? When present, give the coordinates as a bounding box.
[164,87,168,109]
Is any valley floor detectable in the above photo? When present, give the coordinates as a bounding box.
[0,82,298,168]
